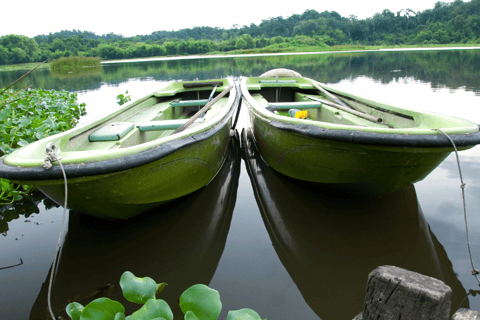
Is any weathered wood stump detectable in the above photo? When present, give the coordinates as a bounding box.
[452,308,480,319]
[362,265,452,320]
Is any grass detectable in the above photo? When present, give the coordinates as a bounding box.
[50,56,102,73]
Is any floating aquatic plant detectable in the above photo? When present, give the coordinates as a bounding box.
[65,271,265,320]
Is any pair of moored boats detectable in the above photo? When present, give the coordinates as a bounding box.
[1,69,479,219]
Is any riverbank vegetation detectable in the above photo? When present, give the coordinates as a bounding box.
[49,56,101,72]
[0,87,86,203]
[1,0,480,65]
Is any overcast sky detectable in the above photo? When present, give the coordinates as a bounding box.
[1,0,461,38]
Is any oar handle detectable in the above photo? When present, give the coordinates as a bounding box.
[172,85,233,134]
[308,96,383,123]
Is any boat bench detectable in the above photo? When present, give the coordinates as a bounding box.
[89,122,136,142]
[87,96,218,143]
[136,119,190,131]
[170,99,208,107]
[88,120,195,142]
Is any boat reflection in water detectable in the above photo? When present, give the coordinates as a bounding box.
[242,128,467,320]
[30,137,241,320]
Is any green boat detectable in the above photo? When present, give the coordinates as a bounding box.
[0,79,238,219]
[240,69,480,195]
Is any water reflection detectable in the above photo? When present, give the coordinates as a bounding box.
[2,50,480,94]
[241,128,468,319]
[0,192,58,236]
[29,138,241,320]
[50,66,103,79]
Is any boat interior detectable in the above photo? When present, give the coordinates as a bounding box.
[248,79,419,129]
[63,84,232,152]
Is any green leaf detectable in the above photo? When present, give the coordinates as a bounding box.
[114,312,126,320]
[120,271,158,304]
[226,308,262,320]
[179,284,222,320]
[17,139,30,147]
[128,299,173,320]
[80,298,125,320]
[66,302,84,320]
[184,311,200,320]
[19,116,32,127]
[156,282,167,295]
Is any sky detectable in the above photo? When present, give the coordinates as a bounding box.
[0,0,460,38]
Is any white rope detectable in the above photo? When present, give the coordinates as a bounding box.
[434,128,480,286]
[43,147,68,319]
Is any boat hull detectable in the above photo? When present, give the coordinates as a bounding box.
[0,79,237,219]
[249,112,452,195]
[35,123,231,219]
[241,75,480,195]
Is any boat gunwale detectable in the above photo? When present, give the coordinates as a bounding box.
[0,91,239,182]
[267,119,480,148]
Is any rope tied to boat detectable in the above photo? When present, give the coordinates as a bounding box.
[42,142,62,170]
[41,143,68,319]
[434,128,480,286]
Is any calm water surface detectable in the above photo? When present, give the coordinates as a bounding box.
[1,49,480,319]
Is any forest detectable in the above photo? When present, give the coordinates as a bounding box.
[0,0,480,65]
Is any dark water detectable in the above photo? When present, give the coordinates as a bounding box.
[1,49,480,319]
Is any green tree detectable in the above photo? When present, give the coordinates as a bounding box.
[235,34,255,49]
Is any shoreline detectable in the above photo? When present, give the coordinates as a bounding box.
[101,46,480,64]
[1,45,479,71]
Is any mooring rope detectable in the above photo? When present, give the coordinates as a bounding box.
[434,128,480,286]
[43,145,68,320]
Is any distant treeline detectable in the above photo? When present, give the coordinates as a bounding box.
[1,0,480,64]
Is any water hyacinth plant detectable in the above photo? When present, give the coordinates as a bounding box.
[66,271,265,320]
[116,90,131,106]
[0,87,86,203]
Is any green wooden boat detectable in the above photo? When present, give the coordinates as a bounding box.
[240,69,480,195]
[0,79,238,219]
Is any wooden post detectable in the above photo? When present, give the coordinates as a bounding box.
[362,266,452,320]
[452,309,480,319]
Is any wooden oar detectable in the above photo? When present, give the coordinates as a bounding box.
[172,85,233,134]
[307,96,384,123]
[310,81,353,109]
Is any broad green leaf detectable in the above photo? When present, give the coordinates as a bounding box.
[0,179,12,191]
[128,299,173,320]
[65,302,84,320]
[120,271,158,304]
[45,117,59,130]
[19,116,32,127]
[80,298,124,320]
[226,308,262,320]
[17,139,30,147]
[179,284,221,320]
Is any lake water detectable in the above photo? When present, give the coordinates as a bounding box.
[1,49,480,319]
